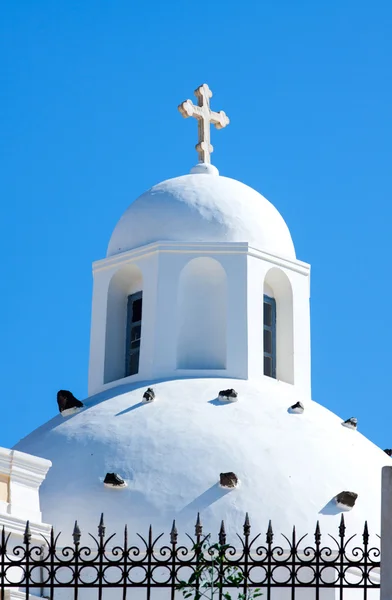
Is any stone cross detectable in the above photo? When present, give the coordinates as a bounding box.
[178,84,230,164]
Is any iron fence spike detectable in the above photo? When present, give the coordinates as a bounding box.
[24,520,32,544]
[315,520,321,543]
[266,520,273,544]
[1,525,6,553]
[195,512,202,536]
[98,513,106,538]
[243,512,251,535]
[73,520,81,544]
[219,520,226,545]
[363,520,369,533]
[170,520,178,544]
[363,520,369,543]
[339,514,346,537]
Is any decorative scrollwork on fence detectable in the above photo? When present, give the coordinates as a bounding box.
[0,513,380,597]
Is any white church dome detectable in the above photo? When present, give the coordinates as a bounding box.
[15,378,389,541]
[107,167,296,259]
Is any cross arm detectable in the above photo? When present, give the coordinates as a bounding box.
[178,100,203,120]
[210,110,230,130]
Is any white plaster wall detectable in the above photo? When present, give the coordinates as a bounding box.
[291,267,311,396]
[177,257,227,369]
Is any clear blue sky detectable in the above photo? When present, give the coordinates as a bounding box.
[1,0,391,450]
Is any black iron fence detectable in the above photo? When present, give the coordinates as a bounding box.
[0,514,380,599]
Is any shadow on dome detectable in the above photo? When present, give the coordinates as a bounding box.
[319,498,348,516]
[179,483,232,516]
[115,401,146,417]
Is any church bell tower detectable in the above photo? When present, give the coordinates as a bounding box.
[88,84,311,399]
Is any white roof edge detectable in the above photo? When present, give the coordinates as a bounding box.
[92,240,310,275]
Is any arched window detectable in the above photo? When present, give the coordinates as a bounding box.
[104,264,143,384]
[263,268,294,384]
[263,295,276,378]
[125,291,143,376]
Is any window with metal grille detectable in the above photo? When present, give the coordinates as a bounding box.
[125,291,143,377]
[263,295,276,378]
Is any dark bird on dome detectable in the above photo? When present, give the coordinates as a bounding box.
[57,390,84,416]
[384,449,392,456]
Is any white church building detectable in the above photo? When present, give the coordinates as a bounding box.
[1,84,390,599]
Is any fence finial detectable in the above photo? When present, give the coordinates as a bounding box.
[50,525,55,546]
[339,514,346,538]
[195,512,202,537]
[243,512,251,536]
[292,525,296,545]
[363,520,369,544]
[24,520,31,544]
[315,521,321,544]
[266,520,273,544]
[219,520,226,545]
[73,520,81,545]
[170,520,178,544]
[98,513,106,538]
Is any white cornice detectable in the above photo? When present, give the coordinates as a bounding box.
[10,450,52,489]
[0,448,51,488]
[93,241,310,276]
[0,513,51,539]
[0,448,12,475]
